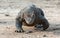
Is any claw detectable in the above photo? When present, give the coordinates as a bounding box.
[15,30,25,33]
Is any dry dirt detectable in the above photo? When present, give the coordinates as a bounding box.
[0,18,60,38]
[0,24,60,38]
[0,0,60,38]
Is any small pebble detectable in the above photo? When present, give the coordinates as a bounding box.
[43,35,47,37]
[5,14,10,16]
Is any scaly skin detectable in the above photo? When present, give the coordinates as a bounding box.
[15,4,49,33]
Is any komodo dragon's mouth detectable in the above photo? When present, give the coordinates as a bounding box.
[23,21,35,26]
[23,17,36,26]
[24,16,35,25]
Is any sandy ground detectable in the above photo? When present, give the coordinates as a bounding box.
[0,24,60,38]
[0,18,60,38]
[0,0,60,38]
